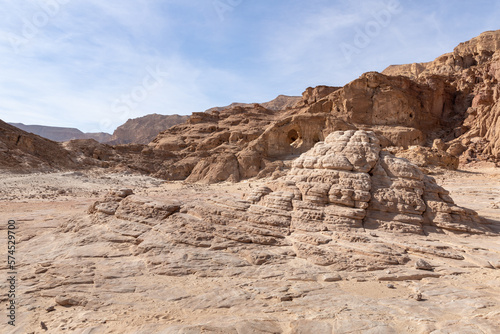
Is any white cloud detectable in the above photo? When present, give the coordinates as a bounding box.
[0,0,499,133]
[0,0,219,132]
[258,1,408,89]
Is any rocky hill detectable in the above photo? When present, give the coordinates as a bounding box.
[205,94,302,113]
[1,31,499,333]
[142,30,500,183]
[2,30,499,183]
[0,120,77,170]
[107,114,188,145]
[5,130,497,333]
[85,132,113,143]
[9,113,187,145]
[9,123,112,143]
[383,30,500,160]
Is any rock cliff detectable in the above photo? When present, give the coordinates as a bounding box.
[108,114,188,145]
[0,120,76,170]
[383,30,500,160]
[2,30,500,334]
[143,30,500,183]
[145,73,465,183]
[3,30,500,183]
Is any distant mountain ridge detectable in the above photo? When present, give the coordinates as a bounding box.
[8,123,112,143]
[4,27,500,181]
[7,95,300,145]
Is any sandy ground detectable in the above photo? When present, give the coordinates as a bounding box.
[435,162,500,229]
[1,164,497,225]
[0,166,498,333]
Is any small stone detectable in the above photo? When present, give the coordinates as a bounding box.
[279,295,293,302]
[410,293,423,301]
[35,267,49,274]
[415,259,434,271]
[41,321,48,330]
[319,274,342,282]
[55,295,85,307]
[114,188,134,198]
[489,202,499,209]
[432,138,447,151]
[46,306,55,312]
[387,284,395,289]
[446,142,466,157]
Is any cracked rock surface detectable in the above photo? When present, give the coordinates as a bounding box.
[0,131,498,333]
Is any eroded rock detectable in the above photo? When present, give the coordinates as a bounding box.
[88,130,491,273]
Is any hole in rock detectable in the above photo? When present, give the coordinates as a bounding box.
[288,129,299,145]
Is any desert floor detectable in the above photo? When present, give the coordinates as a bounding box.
[0,165,499,333]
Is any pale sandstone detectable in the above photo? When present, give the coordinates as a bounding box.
[0,165,498,333]
[89,131,491,274]
[1,30,500,334]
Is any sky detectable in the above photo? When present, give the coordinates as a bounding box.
[0,0,499,133]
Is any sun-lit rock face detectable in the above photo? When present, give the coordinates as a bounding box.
[248,130,487,236]
[108,114,188,145]
[90,130,490,271]
[0,119,77,170]
[383,30,500,160]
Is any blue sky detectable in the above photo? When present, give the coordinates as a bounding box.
[0,0,499,133]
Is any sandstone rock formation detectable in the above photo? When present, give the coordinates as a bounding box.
[9,122,112,143]
[146,71,468,182]
[143,30,500,183]
[149,103,284,181]
[0,119,77,170]
[1,149,498,333]
[390,145,459,170]
[91,131,490,272]
[2,30,500,334]
[383,30,500,161]
[205,94,302,113]
[383,30,500,79]
[4,31,500,184]
[108,113,188,145]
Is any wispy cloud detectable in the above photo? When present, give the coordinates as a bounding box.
[257,1,407,88]
[0,0,499,133]
[0,0,215,132]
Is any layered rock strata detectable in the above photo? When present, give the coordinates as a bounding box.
[0,119,76,170]
[90,131,491,271]
[383,30,500,160]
